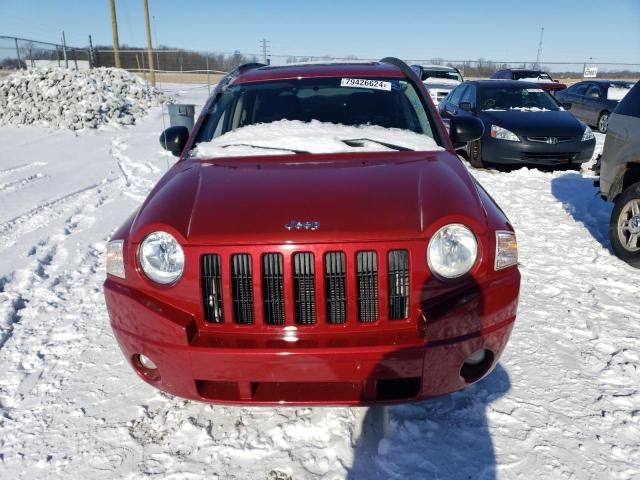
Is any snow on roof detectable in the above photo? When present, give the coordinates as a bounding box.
[193,120,442,158]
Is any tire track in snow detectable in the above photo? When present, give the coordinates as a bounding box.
[0,173,46,196]
[0,178,120,251]
[0,161,47,179]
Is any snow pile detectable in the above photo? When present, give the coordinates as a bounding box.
[193,119,443,158]
[0,67,167,130]
[607,86,631,101]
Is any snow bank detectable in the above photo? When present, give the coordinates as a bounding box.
[0,67,167,130]
[193,120,442,158]
[607,86,630,101]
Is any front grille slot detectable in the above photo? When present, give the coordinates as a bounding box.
[356,251,378,322]
[388,250,409,320]
[293,253,316,324]
[262,253,285,325]
[324,252,346,324]
[202,254,224,323]
[231,254,254,324]
[526,136,574,143]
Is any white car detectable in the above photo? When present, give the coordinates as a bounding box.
[411,64,464,105]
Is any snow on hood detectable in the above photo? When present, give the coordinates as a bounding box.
[192,120,442,158]
[484,107,553,112]
[607,86,631,101]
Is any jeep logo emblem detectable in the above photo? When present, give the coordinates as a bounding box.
[285,220,320,231]
[546,137,558,144]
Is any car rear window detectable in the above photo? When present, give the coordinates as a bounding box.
[615,81,640,118]
[195,77,437,144]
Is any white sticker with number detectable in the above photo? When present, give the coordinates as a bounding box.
[527,88,544,93]
[340,78,392,91]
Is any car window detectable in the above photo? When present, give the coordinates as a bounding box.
[570,82,589,95]
[195,77,437,144]
[615,81,640,118]
[460,84,476,106]
[585,84,602,99]
[479,86,560,111]
[448,85,466,105]
[421,69,463,83]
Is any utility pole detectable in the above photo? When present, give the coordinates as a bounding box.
[143,0,156,86]
[109,0,121,68]
[535,27,544,69]
[260,38,270,65]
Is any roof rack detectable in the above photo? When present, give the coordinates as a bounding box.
[217,62,267,92]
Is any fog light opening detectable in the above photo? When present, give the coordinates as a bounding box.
[460,349,494,384]
[133,353,161,382]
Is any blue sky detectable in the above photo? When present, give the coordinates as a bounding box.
[1,0,639,64]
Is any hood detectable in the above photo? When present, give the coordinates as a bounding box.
[131,152,486,245]
[480,110,585,137]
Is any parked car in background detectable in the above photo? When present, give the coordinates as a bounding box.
[103,58,521,406]
[491,69,567,95]
[556,80,634,133]
[598,81,640,266]
[439,80,596,169]
[411,64,464,105]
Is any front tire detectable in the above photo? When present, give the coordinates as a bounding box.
[468,140,484,168]
[597,111,609,134]
[610,183,640,267]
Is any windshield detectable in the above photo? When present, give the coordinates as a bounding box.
[480,86,560,111]
[513,71,553,81]
[421,69,463,83]
[194,77,437,149]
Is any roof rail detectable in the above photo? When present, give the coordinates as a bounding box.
[379,57,420,82]
[217,62,267,92]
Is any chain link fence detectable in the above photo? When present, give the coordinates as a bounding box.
[2,35,639,85]
[0,35,91,73]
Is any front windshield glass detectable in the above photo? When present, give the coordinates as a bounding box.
[422,69,463,83]
[194,77,437,149]
[480,86,560,111]
[513,71,552,81]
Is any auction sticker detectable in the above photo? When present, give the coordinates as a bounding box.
[340,78,392,91]
[527,88,544,93]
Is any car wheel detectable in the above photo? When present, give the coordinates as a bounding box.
[597,111,609,134]
[610,183,640,267]
[468,140,484,168]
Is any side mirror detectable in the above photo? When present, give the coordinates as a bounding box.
[160,126,190,157]
[561,102,572,110]
[450,116,484,145]
[459,102,473,112]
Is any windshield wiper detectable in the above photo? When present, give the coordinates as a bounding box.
[341,138,414,152]
[220,143,310,154]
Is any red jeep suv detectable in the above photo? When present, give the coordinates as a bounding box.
[104,58,520,405]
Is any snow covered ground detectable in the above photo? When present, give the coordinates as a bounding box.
[0,84,638,480]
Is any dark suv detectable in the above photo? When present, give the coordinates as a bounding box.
[599,81,640,266]
[491,69,567,95]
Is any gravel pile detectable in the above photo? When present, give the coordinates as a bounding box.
[0,67,167,130]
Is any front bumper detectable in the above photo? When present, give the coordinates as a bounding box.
[482,135,596,166]
[104,269,519,406]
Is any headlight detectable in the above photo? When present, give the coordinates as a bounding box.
[495,231,518,270]
[106,240,125,278]
[582,126,595,141]
[427,224,478,279]
[490,125,520,142]
[138,231,185,284]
